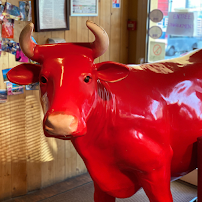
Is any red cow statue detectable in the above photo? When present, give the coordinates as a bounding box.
[7,21,201,202]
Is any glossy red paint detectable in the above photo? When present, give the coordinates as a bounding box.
[7,21,202,202]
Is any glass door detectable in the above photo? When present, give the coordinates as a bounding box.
[147,0,202,62]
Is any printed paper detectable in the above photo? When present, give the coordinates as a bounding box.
[0,89,7,103]
[2,38,17,54]
[3,2,21,20]
[19,1,32,21]
[149,41,165,62]
[39,0,67,29]
[26,83,39,90]
[7,82,24,95]
[166,12,194,36]
[2,18,14,38]
[2,68,12,83]
[112,0,120,8]
[16,43,29,62]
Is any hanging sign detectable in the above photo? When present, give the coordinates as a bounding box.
[166,12,194,36]
[149,26,162,39]
[149,9,163,23]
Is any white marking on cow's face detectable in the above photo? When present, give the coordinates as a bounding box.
[41,92,49,115]
[60,66,64,87]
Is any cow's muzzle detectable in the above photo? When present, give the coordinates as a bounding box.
[44,113,79,138]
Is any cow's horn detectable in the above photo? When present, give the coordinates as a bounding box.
[19,22,37,59]
[86,20,109,59]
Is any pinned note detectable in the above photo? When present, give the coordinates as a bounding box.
[166,12,194,36]
[149,41,165,62]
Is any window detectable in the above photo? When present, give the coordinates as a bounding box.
[147,0,202,62]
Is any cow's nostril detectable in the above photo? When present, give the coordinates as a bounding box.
[45,128,50,132]
[45,117,54,128]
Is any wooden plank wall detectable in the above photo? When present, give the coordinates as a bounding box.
[0,0,129,200]
[128,0,148,64]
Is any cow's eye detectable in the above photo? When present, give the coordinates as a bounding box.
[84,76,91,83]
[40,76,47,84]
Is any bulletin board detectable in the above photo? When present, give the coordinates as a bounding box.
[34,0,70,32]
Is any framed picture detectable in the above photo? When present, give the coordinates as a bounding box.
[70,0,98,16]
[34,0,69,32]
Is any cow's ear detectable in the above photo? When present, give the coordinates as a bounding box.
[7,63,41,85]
[95,61,129,82]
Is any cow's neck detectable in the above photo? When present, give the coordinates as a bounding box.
[71,80,117,159]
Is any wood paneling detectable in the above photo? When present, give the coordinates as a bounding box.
[99,0,111,62]
[120,0,129,64]
[128,0,148,64]
[26,90,42,192]
[128,0,138,64]
[110,2,121,62]
[0,0,131,200]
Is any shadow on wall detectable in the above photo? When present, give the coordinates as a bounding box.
[0,94,54,164]
[0,92,87,200]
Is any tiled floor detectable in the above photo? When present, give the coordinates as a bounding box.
[5,173,197,202]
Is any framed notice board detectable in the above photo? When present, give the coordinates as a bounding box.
[34,0,69,32]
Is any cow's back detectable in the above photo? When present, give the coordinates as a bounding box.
[105,50,202,178]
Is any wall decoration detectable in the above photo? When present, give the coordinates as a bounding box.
[2,38,17,54]
[70,0,98,16]
[34,0,69,32]
[19,1,32,21]
[112,0,120,8]
[3,2,21,20]
[0,4,4,21]
[26,82,39,90]
[6,82,24,95]
[16,43,29,62]
[2,68,11,82]
[148,26,162,39]
[149,41,165,61]
[2,18,14,38]
[166,12,194,36]
[0,89,7,103]
[149,9,163,23]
